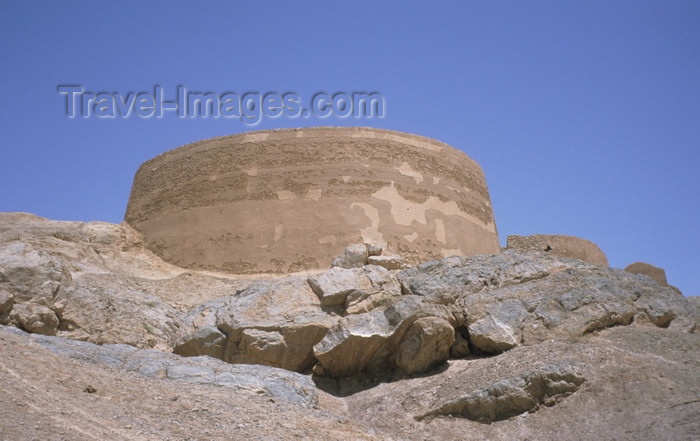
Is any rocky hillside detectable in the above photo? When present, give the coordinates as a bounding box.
[1,212,698,440]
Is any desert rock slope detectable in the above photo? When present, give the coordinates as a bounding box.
[1,211,698,440]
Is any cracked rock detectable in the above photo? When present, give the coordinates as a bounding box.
[418,361,586,422]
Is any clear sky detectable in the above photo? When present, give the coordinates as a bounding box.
[1,1,698,295]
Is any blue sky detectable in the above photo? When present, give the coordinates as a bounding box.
[1,1,698,295]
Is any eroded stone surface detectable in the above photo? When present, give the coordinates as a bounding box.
[313,296,455,378]
[0,289,13,315]
[368,255,406,270]
[1,212,700,441]
[307,264,401,311]
[176,278,336,372]
[332,243,370,269]
[1,324,318,407]
[11,302,59,335]
[417,361,586,422]
[398,250,697,353]
[0,214,188,350]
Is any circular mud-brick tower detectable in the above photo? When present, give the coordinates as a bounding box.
[124,127,500,274]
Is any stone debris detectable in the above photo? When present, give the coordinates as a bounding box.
[398,250,697,354]
[332,243,370,269]
[368,255,406,270]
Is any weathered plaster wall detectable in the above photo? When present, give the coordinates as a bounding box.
[506,234,609,266]
[125,127,500,273]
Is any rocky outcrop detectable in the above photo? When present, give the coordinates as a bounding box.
[10,302,60,335]
[506,234,609,266]
[398,250,696,354]
[313,296,455,378]
[0,289,13,314]
[417,361,586,423]
[307,264,401,313]
[0,214,185,350]
[1,324,318,407]
[124,127,500,274]
[175,277,335,372]
[1,213,699,440]
[309,248,697,379]
[0,242,182,348]
[3,214,697,380]
[340,326,700,440]
[625,261,669,286]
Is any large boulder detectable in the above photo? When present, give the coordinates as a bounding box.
[2,212,698,392]
[0,238,182,350]
[307,264,401,313]
[394,316,455,375]
[10,302,60,335]
[313,296,455,378]
[175,277,336,372]
[0,242,72,306]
